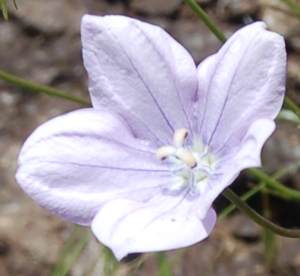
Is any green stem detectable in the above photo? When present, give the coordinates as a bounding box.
[0,68,90,106]
[183,0,226,42]
[220,161,300,219]
[223,188,300,238]
[248,168,300,202]
[262,189,277,269]
[219,182,266,219]
[284,96,300,119]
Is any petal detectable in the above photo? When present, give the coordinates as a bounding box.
[81,15,198,145]
[196,119,275,219]
[195,22,286,151]
[16,108,171,225]
[91,195,216,260]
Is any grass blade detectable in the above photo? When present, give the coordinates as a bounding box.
[52,226,90,276]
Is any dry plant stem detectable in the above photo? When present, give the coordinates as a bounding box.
[0,68,90,106]
[223,188,300,238]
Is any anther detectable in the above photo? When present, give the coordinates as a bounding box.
[173,128,188,148]
[175,148,197,168]
[156,146,176,160]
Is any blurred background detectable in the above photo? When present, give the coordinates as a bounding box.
[0,0,300,275]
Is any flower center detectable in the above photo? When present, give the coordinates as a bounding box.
[156,128,216,196]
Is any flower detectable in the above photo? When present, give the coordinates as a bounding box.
[16,15,286,260]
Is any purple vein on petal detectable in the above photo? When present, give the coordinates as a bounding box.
[85,46,168,145]
[21,131,156,157]
[104,24,175,135]
[23,160,170,173]
[206,32,262,147]
[132,21,193,134]
[197,36,238,136]
[107,187,191,244]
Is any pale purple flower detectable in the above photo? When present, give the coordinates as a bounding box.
[16,15,286,260]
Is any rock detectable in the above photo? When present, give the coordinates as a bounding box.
[169,19,221,62]
[197,0,214,6]
[288,55,300,92]
[217,0,259,21]
[10,0,87,35]
[131,0,180,15]
[0,239,10,256]
[230,214,261,242]
[278,238,300,273]
[85,0,125,15]
[263,121,300,172]
[260,0,300,52]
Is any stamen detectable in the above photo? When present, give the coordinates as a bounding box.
[156,146,176,160]
[156,129,216,197]
[173,128,188,148]
[175,148,197,168]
